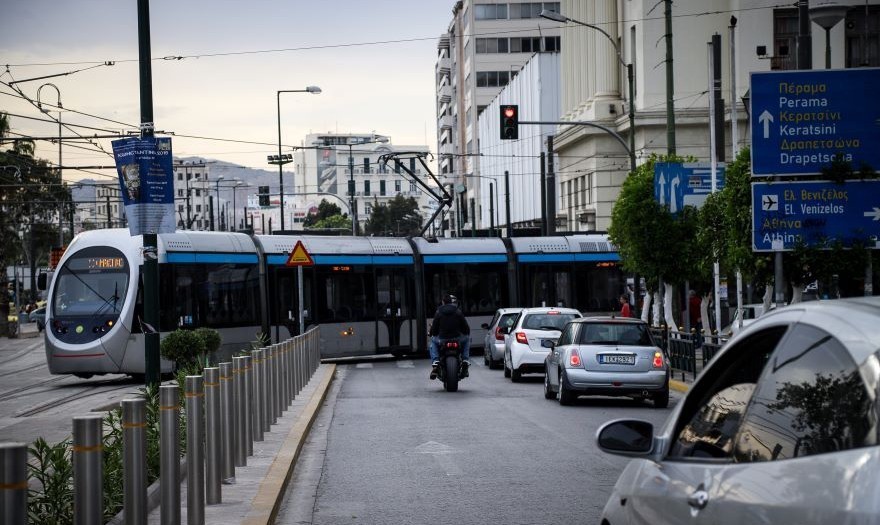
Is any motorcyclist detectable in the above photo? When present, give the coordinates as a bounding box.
[428,294,470,380]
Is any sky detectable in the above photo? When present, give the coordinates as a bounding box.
[0,0,453,184]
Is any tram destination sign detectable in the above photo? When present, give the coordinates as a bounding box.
[752,179,880,251]
[750,68,880,176]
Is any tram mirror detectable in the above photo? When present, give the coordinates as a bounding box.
[37,272,47,291]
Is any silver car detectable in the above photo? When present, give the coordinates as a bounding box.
[544,318,669,407]
[481,308,522,369]
[597,297,880,524]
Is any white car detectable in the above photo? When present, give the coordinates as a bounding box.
[503,307,581,382]
[597,297,880,524]
[481,308,522,369]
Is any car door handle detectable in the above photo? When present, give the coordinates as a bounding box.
[687,489,709,510]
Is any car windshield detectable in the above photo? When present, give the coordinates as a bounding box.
[577,323,653,345]
[52,247,129,318]
[522,313,578,331]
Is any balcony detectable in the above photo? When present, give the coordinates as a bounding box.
[438,114,453,130]
[439,142,455,156]
[438,84,452,103]
[437,56,451,75]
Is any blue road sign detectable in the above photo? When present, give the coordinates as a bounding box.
[752,179,880,251]
[750,68,880,176]
[654,162,725,214]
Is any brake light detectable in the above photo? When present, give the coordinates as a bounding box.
[515,332,528,345]
[495,326,505,341]
[548,311,559,315]
[569,349,581,367]
[653,351,664,368]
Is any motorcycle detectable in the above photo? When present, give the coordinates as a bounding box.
[435,338,467,392]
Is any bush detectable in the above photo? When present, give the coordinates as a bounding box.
[194,327,222,355]
[160,329,206,369]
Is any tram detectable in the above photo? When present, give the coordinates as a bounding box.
[44,229,622,376]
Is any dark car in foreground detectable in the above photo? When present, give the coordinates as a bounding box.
[596,297,880,524]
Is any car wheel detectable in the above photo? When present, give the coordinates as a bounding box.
[503,352,511,378]
[653,387,669,409]
[511,366,522,382]
[543,370,555,399]
[557,369,575,406]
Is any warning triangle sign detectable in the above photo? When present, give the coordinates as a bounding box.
[285,240,314,267]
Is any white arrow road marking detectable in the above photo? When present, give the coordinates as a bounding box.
[355,363,373,369]
[670,176,680,213]
[864,207,880,221]
[658,172,666,206]
[414,441,462,476]
[759,110,774,139]
[396,360,414,368]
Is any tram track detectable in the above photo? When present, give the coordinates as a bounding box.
[0,361,48,379]
[0,376,69,403]
[14,379,137,418]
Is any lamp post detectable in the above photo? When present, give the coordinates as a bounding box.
[213,175,224,231]
[230,182,249,232]
[37,83,63,245]
[273,86,321,231]
[810,2,850,69]
[541,9,636,174]
[343,136,389,235]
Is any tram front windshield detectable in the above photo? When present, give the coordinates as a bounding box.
[52,247,130,319]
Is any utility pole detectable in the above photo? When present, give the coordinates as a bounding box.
[209,195,214,231]
[138,0,160,387]
[540,152,547,236]
[504,171,511,238]
[469,198,476,236]
[489,182,495,236]
[665,0,676,154]
[546,136,556,235]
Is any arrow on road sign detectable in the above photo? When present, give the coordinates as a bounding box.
[658,172,666,206]
[864,207,880,221]
[759,110,774,139]
[669,176,680,213]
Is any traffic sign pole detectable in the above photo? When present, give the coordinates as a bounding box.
[297,266,304,336]
[285,240,314,335]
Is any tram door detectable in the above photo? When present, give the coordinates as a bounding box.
[375,266,414,353]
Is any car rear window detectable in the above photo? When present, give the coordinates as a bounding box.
[577,323,653,345]
[522,313,578,331]
[499,313,518,328]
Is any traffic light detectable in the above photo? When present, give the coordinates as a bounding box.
[500,104,518,140]
[258,186,270,207]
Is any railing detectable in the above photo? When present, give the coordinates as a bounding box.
[651,326,729,382]
[1,327,322,525]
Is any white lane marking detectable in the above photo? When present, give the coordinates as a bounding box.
[396,360,415,368]
[355,363,373,369]
[413,441,462,476]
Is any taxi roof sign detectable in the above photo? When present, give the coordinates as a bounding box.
[285,240,314,267]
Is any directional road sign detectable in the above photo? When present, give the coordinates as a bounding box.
[752,179,880,251]
[654,162,725,214]
[285,240,314,267]
[750,68,880,176]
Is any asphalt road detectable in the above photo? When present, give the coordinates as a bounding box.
[0,334,144,445]
[277,355,680,525]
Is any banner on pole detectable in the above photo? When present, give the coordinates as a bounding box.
[112,136,175,236]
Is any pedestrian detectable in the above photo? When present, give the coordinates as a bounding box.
[619,295,632,318]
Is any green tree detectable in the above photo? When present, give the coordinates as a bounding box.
[303,199,345,227]
[364,194,422,236]
[1,113,72,335]
[311,214,352,230]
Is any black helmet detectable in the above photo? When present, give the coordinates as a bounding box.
[442,294,457,305]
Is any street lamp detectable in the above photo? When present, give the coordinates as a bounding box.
[345,136,389,235]
[37,83,63,245]
[273,86,322,231]
[810,2,850,69]
[231,182,249,232]
[213,175,224,230]
[540,9,636,173]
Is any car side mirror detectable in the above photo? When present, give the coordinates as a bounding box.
[541,339,556,349]
[596,419,654,456]
[481,323,489,329]
[37,272,48,291]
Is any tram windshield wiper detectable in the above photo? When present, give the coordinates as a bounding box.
[92,282,120,317]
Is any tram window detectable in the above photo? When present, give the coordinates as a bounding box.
[313,267,374,323]
[425,263,507,315]
[573,264,623,313]
[203,264,260,327]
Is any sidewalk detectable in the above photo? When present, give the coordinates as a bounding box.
[146,363,336,525]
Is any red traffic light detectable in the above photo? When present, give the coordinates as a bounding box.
[503,106,516,118]
[500,104,519,140]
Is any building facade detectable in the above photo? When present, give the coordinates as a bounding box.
[436,0,563,222]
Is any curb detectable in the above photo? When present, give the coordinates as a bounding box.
[669,379,689,393]
[243,363,336,525]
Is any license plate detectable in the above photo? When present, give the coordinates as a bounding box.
[599,354,636,365]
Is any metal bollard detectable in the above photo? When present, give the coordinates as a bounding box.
[273,344,283,418]
[185,376,205,525]
[122,398,147,525]
[294,338,302,395]
[241,355,253,456]
[159,385,180,525]
[73,414,104,525]
[266,346,277,425]
[251,349,265,441]
[0,442,27,525]
[218,362,235,483]
[280,341,289,409]
[231,357,247,467]
[203,368,221,505]
[287,340,295,402]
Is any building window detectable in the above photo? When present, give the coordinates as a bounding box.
[544,36,560,52]
[510,37,543,53]
[179,205,184,213]
[409,158,416,172]
[476,71,511,87]
[364,158,370,173]
[177,173,183,181]
[195,189,201,197]
[846,6,880,67]
[394,161,401,174]
[365,203,372,216]
[410,181,417,193]
[475,3,508,20]
[773,9,798,70]
[177,189,184,197]
[380,180,386,196]
[196,205,202,213]
[510,2,558,19]
[395,180,401,192]
[475,38,509,54]
[364,180,371,196]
